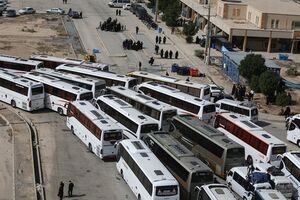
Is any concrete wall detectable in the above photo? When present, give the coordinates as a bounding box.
[217,1,247,20]
[246,6,263,28]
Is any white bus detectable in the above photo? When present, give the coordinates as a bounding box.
[144,132,214,200]
[214,112,287,164]
[278,151,300,200]
[34,68,106,98]
[136,82,216,122]
[116,139,180,200]
[96,95,159,139]
[30,54,109,71]
[170,114,245,179]
[0,54,43,71]
[286,114,300,147]
[215,99,258,122]
[107,86,177,131]
[108,0,130,8]
[22,71,93,115]
[67,101,123,159]
[56,64,137,88]
[128,71,211,100]
[194,184,238,200]
[0,69,44,111]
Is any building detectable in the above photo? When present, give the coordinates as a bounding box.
[180,0,300,53]
[222,51,281,83]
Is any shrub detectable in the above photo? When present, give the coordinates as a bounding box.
[239,54,267,81]
[259,71,280,97]
[276,92,291,106]
[286,67,299,76]
[250,75,260,92]
[186,35,193,43]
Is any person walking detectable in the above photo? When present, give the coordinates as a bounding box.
[175,51,178,59]
[79,11,82,18]
[68,181,74,197]
[166,71,169,76]
[149,57,154,66]
[138,61,142,71]
[164,50,169,59]
[116,9,118,16]
[160,49,164,58]
[118,9,121,16]
[186,77,190,82]
[158,36,162,44]
[155,35,159,44]
[155,45,159,54]
[169,50,173,59]
[57,181,64,200]
[163,36,166,44]
[136,26,139,34]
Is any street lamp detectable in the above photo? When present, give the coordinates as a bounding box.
[155,0,159,22]
[204,0,211,65]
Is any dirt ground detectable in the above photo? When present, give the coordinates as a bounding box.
[0,14,76,58]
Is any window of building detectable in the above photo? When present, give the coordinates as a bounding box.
[292,21,300,30]
[271,20,275,28]
[232,8,240,17]
[248,12,251,20]
[275,20,279,28]
[255,16,259,25]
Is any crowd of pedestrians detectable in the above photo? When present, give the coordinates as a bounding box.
[98,17,124,32]
[123,39,143,51]
[57,180,75,199]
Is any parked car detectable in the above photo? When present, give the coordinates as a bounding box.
[18,7,36,15]
[69,10,81,19]
[122,3,131,10]
[46,8,65,15]
[6,9,17,17]
[209,84,224,98]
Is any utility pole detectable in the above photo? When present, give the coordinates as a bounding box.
[204,0,211,65]
[155,0,159,22]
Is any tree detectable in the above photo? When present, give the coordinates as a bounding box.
[183,21,199,37]
[259,71,280,99]
[162,0,181,27]
[250,75,260,92]
[239,54,267,80]
[276,92,291,107]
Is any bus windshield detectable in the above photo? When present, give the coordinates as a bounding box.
[156,185,178,196]
[162,110,177,120]
[129,79,137,88]
[203,105,216,113]
[141,124,159,134]
[95,84,105,91]
[104,131,123,141]
[79,92,93,100]
[272,146,286,155]
[227,148,245,158]
[251,108,258,116]
[191,171,214,183]
[31,86,44,95]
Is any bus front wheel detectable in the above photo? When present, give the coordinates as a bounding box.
[11,100,16,108]
[297,140,300,147]
[137,194,141,200]
[58,107,64,115]
[88,143,93,153]
[71,126,74,134]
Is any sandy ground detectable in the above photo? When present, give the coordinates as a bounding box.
[0,14,75,57]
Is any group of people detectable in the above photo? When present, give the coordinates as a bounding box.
[115,9,121,16]
[98,17,124,32]
[159,49,178,59]
[57,181,74,200]
[231,84,247,101]
[62,0,68,4]
[155,35,167,44]
[123,39,143,51]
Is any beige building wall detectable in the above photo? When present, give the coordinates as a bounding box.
[217,1,247,20]
[246,6,263,28]
[264,14,300,30]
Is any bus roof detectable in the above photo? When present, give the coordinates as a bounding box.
[108,86,177,111]
[0,69,43,87]
[138,82,213,106]
[71,101,122,131]
[255,189,287,200]
[30,54,108,69]
[217,112,286,146]
[56,64,135,82]
[0,54,43,66]
[150,132,213,173]
[98,95,159,125]
[121,139,179,183]
[22,72,91,94]
[174,115,243,149]
[203,184,237,199]
[35,68,106,84]
[216,99,257,109]
[283,151,300,163]
[129,71,209,88]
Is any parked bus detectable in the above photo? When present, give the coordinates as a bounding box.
[215,99,258,122]
[56,64,137,88]
[214,112,287,164]
[194,184,238,200]
[0,54,43,71]
[35,68,106,98]
[144,132,214,200]
[136,82,216,122]
[170,114,245,179]
[96,95,159,139]
[278,151,300,200]
[67,101,123,159]
[0,69,44,111]
[116,139,180,200]
[107,86,177,131]
[128,71,211,100]
[108,0,130,8]
[286,114,300,147]
[30,54,109,71]
[22,71,93,115]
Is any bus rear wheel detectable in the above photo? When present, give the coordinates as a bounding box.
[71,126,74,135]
[88,143,93,153]
[137,194,141,200]
[11,100,16,108]
[58,107,64,115]
[297,140,300,147]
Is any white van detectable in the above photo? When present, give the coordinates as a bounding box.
[286,114,300,146]
[252,163,293,199]
[216,99,258,122]
[195,184,238,200]
[108,0,130,8]
[226,167,271,200]
[253,189,287,200]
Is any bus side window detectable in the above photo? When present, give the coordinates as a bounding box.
[198,188,210,200]
[288,122,296,131]
[228,170,233,177]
